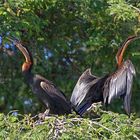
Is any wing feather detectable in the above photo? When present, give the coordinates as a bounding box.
[40,81,71,114]
[70,68,98,107]
[104,60,135,115]
[124,63,135,114]
[40,81,67,101]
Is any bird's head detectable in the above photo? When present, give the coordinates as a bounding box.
[6,37,33,73]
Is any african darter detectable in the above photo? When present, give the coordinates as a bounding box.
[70,36,139,116]
[8,38,71,115]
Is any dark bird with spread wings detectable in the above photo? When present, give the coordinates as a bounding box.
[71,36,139,116]
[8,38,71,115]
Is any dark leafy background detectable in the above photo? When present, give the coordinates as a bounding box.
[0,0,140,117]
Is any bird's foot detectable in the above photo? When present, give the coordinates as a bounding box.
[38,110,50,120]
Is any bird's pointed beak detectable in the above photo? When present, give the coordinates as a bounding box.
[6,37,31,63]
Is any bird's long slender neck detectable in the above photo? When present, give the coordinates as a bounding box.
[116,36,137,67]
[14,42,34,84]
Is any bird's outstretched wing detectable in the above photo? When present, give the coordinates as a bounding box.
[70,68,98,108]
[103,60,136,115]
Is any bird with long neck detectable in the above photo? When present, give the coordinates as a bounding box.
[103,36,139,115]
[8,38,72,115]
[71,36,139,116]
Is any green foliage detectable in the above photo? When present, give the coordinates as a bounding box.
[107,0,138,21]
[0,111,140,139]
[0,0,140,116]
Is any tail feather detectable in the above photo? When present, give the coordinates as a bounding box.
[77,101,92,116]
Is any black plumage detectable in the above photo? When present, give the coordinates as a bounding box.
[9,38,71,115]
[71,36,139,116]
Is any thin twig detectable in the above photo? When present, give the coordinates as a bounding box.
[130,5,140,14]
[70,117,117,135]
[133,134,140,140]
[91,121,116,134]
